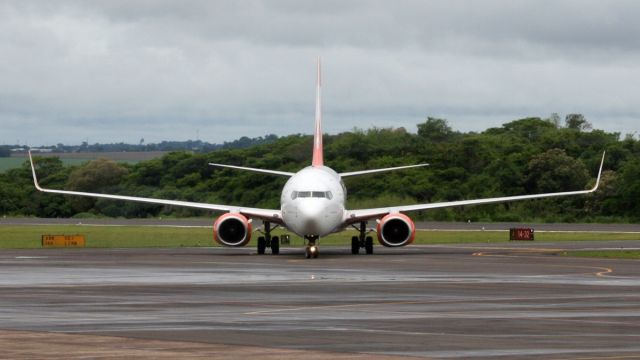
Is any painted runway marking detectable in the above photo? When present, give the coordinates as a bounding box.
[553,355,640,360]
[244,300,425,315]
[243,293,640,316]
[469,248,627,277]
[322,326,640,338]
[596,267,613,277]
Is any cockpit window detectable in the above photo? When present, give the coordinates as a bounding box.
[291,191,333,200]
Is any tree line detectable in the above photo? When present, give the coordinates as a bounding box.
[5,134,279,154]
[1,115,639,222]
[0,146,10,157]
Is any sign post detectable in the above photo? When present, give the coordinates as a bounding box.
[42,235,86,247]
[509,228,534,241]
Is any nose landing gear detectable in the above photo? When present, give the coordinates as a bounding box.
[304,235,319,259]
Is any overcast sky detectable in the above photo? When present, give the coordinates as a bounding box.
[1,0,639,146]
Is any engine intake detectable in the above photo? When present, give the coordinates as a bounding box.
[213,213,252,247]
[376,213,415,247]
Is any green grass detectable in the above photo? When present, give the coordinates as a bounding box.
[1,225,639,249]
[528,231,640,242]
[562,250,640,260]
[0,225,213,248]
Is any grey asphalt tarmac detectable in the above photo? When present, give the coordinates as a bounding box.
[1,241,639,359]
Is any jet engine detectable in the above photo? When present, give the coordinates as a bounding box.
[376,213,416,247]
[213,213,252,247]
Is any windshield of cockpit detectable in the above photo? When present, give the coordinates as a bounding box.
[291,191,333,200]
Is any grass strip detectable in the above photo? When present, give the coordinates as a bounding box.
[562,250,640,260]
[1,225,639,249]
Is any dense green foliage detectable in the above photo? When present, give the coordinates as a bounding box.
[1,116,639,222]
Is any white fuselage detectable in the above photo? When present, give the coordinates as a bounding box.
[280,166,346,237]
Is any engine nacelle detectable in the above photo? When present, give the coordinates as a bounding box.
[213,213,252,247]
[376,213,416,247]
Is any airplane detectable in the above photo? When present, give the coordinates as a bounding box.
[29,59,606,259]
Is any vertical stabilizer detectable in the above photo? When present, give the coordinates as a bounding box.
[312,57,324,167]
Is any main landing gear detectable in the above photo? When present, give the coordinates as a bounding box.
[351,221,374,255]
[257,221,280,255]
[304,235,319,259]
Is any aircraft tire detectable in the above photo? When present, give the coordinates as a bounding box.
[257,236,266,255]
[351,236,359,254]
[271,236,280,255]
[365,236,374,254]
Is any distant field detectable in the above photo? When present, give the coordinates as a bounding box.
[0,157,89,172]
[0,157,31,172]
[1,225,639,249]
[1,151,167,172]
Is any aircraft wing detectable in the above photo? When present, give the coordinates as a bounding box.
[346,151,605,223]
[208,163,294,177]
[339,163,429,177]
[29,152,283,223]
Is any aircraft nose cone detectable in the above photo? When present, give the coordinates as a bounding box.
[298,200,325,234]
[304,218,320,234]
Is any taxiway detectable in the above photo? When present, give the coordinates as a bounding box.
[1,242,639,359]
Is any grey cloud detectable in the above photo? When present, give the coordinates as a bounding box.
[1,1,639,146]
[76,1,640,56]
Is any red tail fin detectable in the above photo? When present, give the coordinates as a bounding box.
[312,57,324,167]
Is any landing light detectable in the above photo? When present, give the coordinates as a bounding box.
[310,246,317,253]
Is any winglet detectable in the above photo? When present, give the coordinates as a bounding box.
[312,57,324,167]
[28,150,44,192]
[590,150,606,192]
